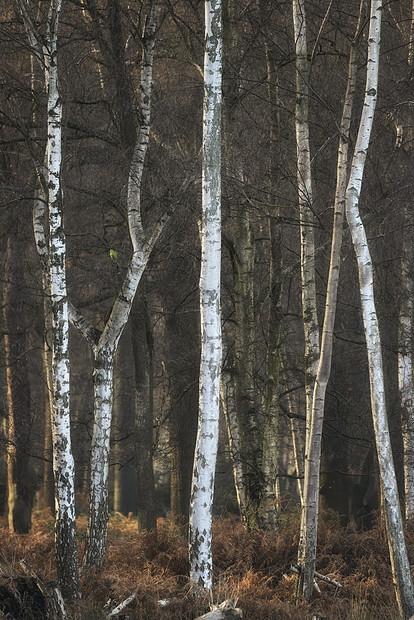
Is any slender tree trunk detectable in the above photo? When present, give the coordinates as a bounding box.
[189,0,222,592]
[37,368,55,513]
[292,0,320,456]
[30,50,55,515]
[295,2,363,601]
[261,13,283,530]
[166,302,199,526]
[83,348,114,568]
[38,248,55,514]
[283,371,305,505]
[220,368,246,523]
[399,207,414,520]
[345,2,414,616]
[397,3,414,522]
[231,203,262,528]
[19,0,81,597]
[47,49,80,603]
[290,415,304,506]
[4,234,34,534]
[223,0,274,530]
[131,280,157,532]
[80,0,163,569]
[113,333,136,516]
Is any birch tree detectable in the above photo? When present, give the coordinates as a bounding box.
[68,0,166,569]
[292,0,320,453]
[345,1,414,616]
[18,0,80,598]
[189,0,222,592]
[295,0,363,600]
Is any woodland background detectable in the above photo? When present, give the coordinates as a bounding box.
[0,0,414,618]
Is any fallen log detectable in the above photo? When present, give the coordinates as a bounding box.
[194,599,242,619]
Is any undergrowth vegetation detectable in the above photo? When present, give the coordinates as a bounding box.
[0,509,407,619]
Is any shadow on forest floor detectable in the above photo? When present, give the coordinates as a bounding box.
[0,508,408,619]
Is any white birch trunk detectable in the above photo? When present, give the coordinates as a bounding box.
[47,20,80,600]
[398,208,414,520]
[189,0,222,592]
[82,0,162,569]
[83,349,114,567]
[292,0,320,457]
[20,0,80,598]
[345,2,414,616]
[295,2,363,601]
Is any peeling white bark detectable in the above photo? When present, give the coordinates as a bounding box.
[20,0,80,598]
[189,0,222,593]
[345,2,414,617]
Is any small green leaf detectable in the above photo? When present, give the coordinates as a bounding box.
[109,249,118,261]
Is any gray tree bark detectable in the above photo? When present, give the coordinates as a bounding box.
[295,1,363,600]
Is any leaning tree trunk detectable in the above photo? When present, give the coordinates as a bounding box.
[345,1,414,617]
[295,1,363,601]
[189,0,222,592]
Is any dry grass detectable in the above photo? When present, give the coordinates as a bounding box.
[0,509,405,619]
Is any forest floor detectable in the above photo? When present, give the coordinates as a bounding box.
[0,505,408,619]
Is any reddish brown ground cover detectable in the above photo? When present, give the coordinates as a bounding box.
[0,509,408,619]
